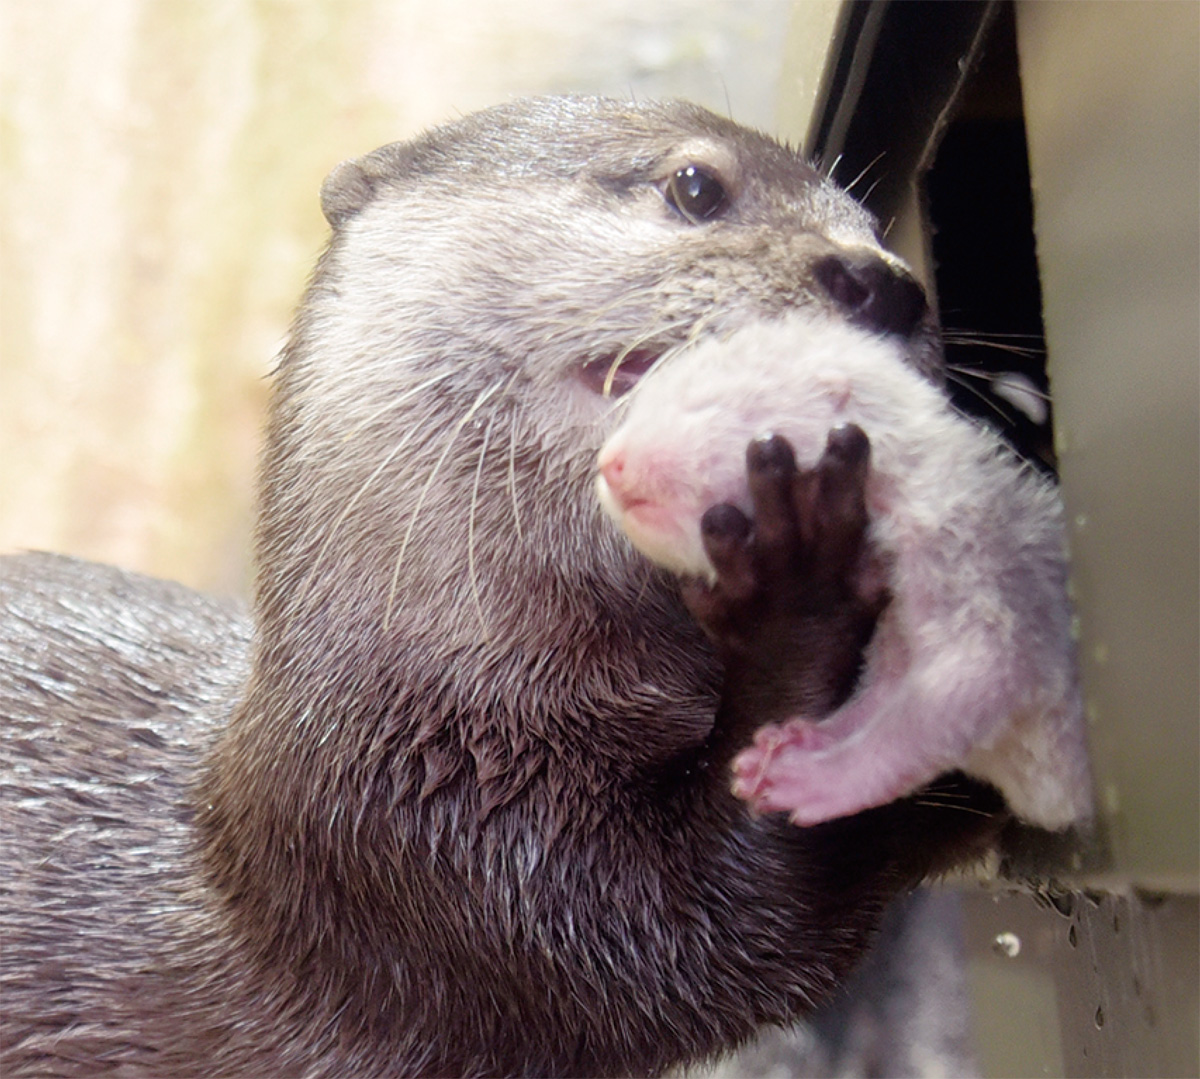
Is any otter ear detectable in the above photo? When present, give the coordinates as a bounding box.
[321,142,423,227]
[321,159,377,227]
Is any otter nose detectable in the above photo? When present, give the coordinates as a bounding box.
[813,253,928,337]
[598,450,631,507]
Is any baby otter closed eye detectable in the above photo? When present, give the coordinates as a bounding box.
[598,313,1093,830]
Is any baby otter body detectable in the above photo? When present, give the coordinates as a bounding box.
[598,315,1091,830]
[1,98,1001,1077]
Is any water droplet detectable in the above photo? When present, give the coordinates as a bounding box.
[992,932,1021,958]
[1095,1005,1105,1029]
[1068,925,1078,948]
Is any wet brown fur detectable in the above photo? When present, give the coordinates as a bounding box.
[1,98,1002,1077]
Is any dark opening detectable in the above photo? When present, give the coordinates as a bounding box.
[925,4,1053,471]
[810,0,1053,470]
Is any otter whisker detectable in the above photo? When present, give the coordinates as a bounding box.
[598,321,697,399]
[943,329,1045,341]
[506,414,524,544]
[844,150,887,195]
[681,309,720,350]
[946,369,1029,428]
[338,368,457,445]
[383,379,504,632]
[298,369,459,603]
[947,365,1052,403]
[580,285,670,327]
[912,799,997,818]
[301,429,421,596]
[948,367,1053,431]
[942,332,1044,360]
[860,175,884,205]
[916,785,978,801]
[632,562,656,608]
[468,384,514,640]
[592,315,722,427]
[601,341,646,399]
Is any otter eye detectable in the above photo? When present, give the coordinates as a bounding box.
[664,165,728,224]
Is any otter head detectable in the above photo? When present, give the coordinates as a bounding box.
[241,97,937,768]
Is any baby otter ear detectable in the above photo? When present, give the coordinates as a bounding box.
[320,159,377,227]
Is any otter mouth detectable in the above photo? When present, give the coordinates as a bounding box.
[578,347,665,398]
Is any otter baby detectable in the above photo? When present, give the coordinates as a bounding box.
[2,97,1007,1077]
[597,314,1093,830]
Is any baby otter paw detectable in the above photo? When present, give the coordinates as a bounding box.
[681,426,888,724]
[730,718,832,807]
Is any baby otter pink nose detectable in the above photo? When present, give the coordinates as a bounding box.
[598,448,636,510]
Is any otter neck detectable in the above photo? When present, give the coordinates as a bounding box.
[198,562,719,909]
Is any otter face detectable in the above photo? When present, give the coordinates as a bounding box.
[313,98,938,426]
[255,98,940,652]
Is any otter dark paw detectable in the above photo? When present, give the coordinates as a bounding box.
[681,425,888,725]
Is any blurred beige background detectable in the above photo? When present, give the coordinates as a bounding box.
[1,0,840,595]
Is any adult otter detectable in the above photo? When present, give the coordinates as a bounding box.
[1,97,1004,1077]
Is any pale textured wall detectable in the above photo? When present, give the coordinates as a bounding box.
[1,0,840,594]
[1016,0,1199,889]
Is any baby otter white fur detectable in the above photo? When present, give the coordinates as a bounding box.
[598,314,1093,829]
